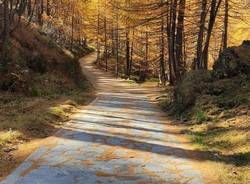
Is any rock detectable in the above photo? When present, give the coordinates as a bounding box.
[2,147,16,153]
[242,40,250,47]
[174,70,212,110]
[213,40,250,79]
[232,171,238,175]
[213,48,240,79]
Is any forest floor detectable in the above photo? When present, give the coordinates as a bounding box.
[2,52,220,184]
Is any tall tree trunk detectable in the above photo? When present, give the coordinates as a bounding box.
[27,0,32,16]
[104,15,108,71]
[222,0,229,50]
[167,0,178,84]
[9,0,14,24]
[125,29,130,78]
[37,0,44,25]
[3,0,10,43]
[166,1,174,85]
[2,0,10,71]
[145,31,149,71]
[47,0,51,16]
[196,0,207,69]
[28,0,37,24]
[159,3,166,85]
[40,0,44,25]
[129,29,134,79]
[115,3,119,77]
[111,21,116,56]
[125,0,130,78]
[96,0,101,63]
[176,0,186,78]
[71,12,74,49]
[202,0,222,69]
[171,0,178,77]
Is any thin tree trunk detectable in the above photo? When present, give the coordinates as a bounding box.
[196,0,207,69]
[222,0,229,50]
[166,1,175,85]
[145,31,149,71]
[176,0,186,78]
[47,0,51,16]
[171,0,178,77]
[129,29,134,79]
[104,15,108,71]
[202,0,222,69]
[71,12,74,49]
[125,0,131,78]
[167,0,178,84]
[28,0,37,24]
[96,0,101,63]
[159,4,166,85]
[40,0,44,25]
[3,0,10,43]
[125,29,130,78]
[111,25,115,56]
[115,3,119,77]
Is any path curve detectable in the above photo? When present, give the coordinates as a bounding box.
[1,53,205,184]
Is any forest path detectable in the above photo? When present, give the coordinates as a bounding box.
[2,53,207,184]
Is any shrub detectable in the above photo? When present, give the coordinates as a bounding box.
[27,54,47,74]
[62,58,87,89]
[213,41,250,79]
[193,107,208,123]
[174,70,212,111]
[0,43,12,74]
[216,95,249,109]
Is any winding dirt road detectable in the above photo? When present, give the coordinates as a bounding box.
[1,53,212,184]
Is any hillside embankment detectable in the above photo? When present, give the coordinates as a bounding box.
[0,24,95,179]
[161,41,250,184]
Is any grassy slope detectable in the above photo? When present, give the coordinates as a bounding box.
[160,48,250,183]
[0,24,95,179]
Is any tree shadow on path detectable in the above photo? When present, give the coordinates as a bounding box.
[55,128,249,167]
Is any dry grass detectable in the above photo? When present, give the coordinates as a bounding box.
[187,113,250,184]
[159,70,250,184]
[0,90,95,180]
[0,21,96,180]
[160,90,250,183]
